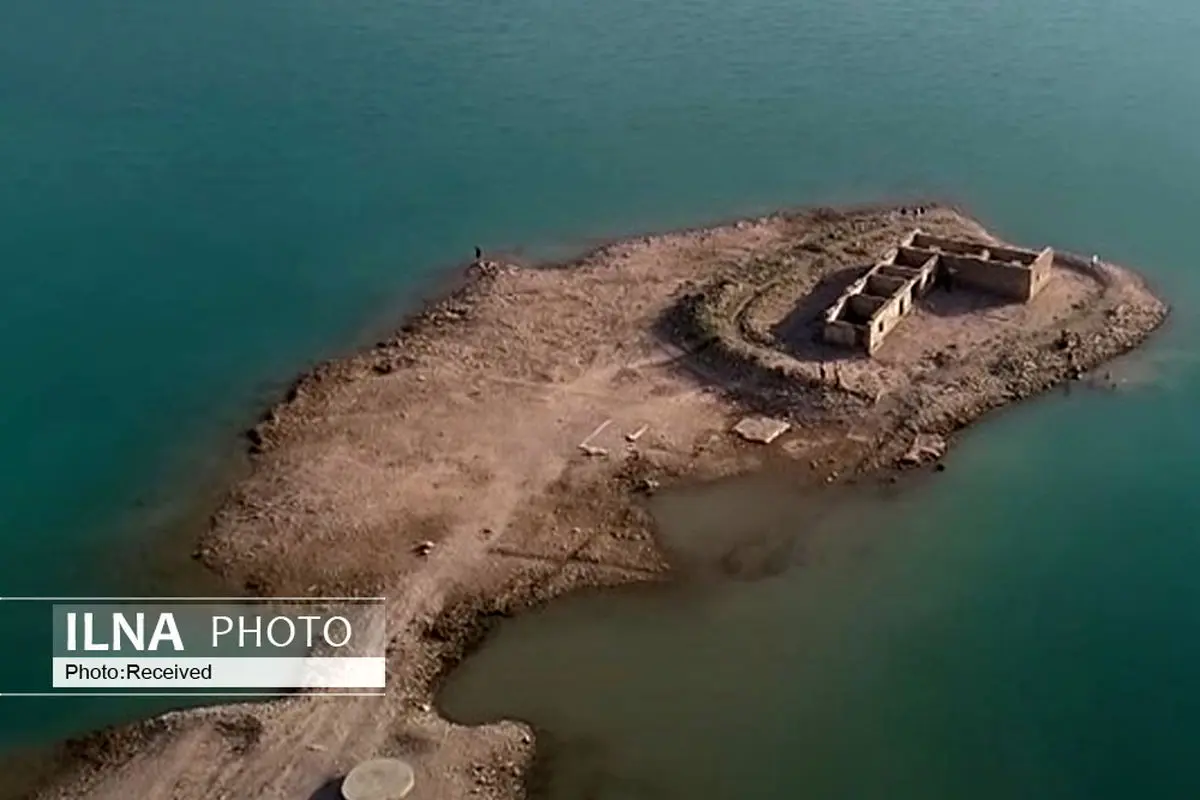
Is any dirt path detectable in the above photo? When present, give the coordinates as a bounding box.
[30,204,1167,800]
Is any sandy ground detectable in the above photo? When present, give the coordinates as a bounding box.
[27,204,1167,800]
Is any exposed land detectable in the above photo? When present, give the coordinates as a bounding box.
[29,204,1167,800]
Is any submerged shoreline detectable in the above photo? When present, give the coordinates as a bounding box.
[28,203,1167,800]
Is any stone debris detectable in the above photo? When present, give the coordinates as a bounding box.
[413,541,435,557]
[899,433,946,466]
[732,416,791,444]
[578,419,612,457]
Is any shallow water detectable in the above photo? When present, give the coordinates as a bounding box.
[5,0,1200,790]
[441,376,1200,799]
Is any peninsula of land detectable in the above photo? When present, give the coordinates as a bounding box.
[29,204,1168,800]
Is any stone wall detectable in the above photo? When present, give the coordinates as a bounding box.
[849,293,887,320]
[938,245,1053,302]
[823,320,859,347]
[895,247,934,268]
[864,286,911,354]
[941,253,1033,300]
[866,273,907,296]
[1028,248,1053,297]
[986,243,1038,266]
[910,232,988,256]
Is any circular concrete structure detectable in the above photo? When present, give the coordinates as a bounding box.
[340,758,415,800]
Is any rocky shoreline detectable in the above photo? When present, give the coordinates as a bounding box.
[26,203,1167,800]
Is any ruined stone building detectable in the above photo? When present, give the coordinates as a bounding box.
[822,230,1053,355]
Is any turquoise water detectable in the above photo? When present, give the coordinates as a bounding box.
[4,0,1200,791]
[442,380,1200,798]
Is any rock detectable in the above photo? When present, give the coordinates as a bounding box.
[1054,329,1081,351]
[636,477,660,494]
[413,541,435,557]
[934,463,947,473]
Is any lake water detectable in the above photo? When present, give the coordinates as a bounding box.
[442,379,1200,798]
[4,0,1200,794]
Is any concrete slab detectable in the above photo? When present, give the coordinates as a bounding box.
[341,758,415,800]
[732,416,791,444]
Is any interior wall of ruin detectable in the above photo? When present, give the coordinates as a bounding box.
[941,253,1033,300]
